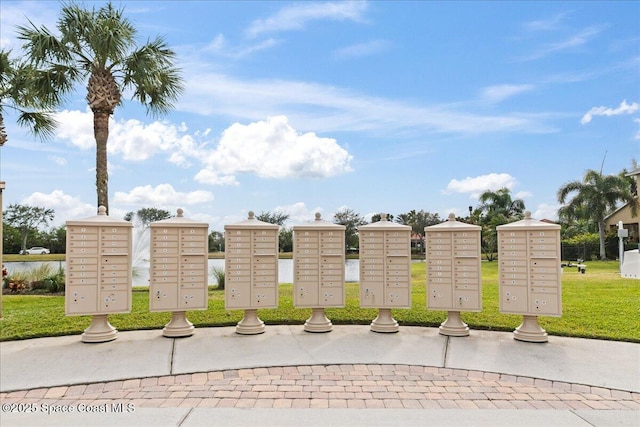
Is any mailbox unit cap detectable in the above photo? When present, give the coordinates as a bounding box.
[425,213,481,232]
[358,213,411,231]
[293,212,346,230]
[496,211,561,230]
[224,211,280,230]
[65,206,133,227]
[150,208,208,228]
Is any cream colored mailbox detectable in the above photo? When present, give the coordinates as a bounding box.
[66,206,132,343]
[497,211,562,342]
[293,213,346,333]
[359,213,411,333]
[149,209,208,337]
[425,213,482,336]
[225,211,279,334]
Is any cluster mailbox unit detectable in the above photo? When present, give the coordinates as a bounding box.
[224,211,279,334]
[61,207,566,344]
[425,213,482,336]
[149,209,209,337]
[293,213,346,332]
[358,214,412,333]
[497,212,562,342]
[65,206,133,343]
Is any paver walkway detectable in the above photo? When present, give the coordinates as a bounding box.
[3,364,639,411]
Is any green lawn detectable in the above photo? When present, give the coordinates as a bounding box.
[1,261,638,342]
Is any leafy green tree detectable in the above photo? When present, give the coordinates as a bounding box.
[478,188,525,220]
[333,208,367,251]
[477,188,526,261]
[557,169,637,260]
[256,211,290,226]
[279,227,293,252]
[43,225,67,254]
[208,230,225,253]
[371,213,394,223]
[396,210,442,237]
[18,2,183,213]
[0,49,67,145]
[124,207,172,229]
[256,211,290,251]
[3,204,54,253]
[2,223,25,254]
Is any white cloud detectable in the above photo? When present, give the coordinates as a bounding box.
[205,34,226,52]
[109,119,201,164]
[181,72,554,135]
[272,201,325,225]
[54,110,96,150]
[113,184,214,206]
[515,191,533,199]
[246,1,368,38]
[333,40,391,59]
[48,155,67,166]
[533,203,560,221]
[518,25,606,61]
[0,1,59,50]
[54,110,205,167]
[523,11,572,32]
[480,84,535,103]
[204,33,281,58]
[21,190,95,227]
[444,173,518,199]
[194,116,353,185]
[581,100,639,124]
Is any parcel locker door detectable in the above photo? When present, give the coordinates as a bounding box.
[150,283,178,311]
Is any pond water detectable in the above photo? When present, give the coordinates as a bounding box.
[3,259,364,286]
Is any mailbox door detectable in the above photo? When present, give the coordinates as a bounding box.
[321,285,343,306]
[500,285,528,313]
[453,289,480,311]
[295,281,318,307]
[180,287,207,309]
[386,289,410,306]
[530,292,559,315]
[151,283,179,311]
[360,280,384,307]
[227,285,251,308]
[254,287,277,306]
[67,286,97,314]
[100,290,128,312]
[428,283,452,309]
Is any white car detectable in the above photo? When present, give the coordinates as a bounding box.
[21,247,50,255]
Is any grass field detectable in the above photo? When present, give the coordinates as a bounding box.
[1,261,638,342]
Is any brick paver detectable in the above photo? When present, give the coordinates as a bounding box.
[1,364,638,410]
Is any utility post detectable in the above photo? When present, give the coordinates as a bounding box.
[0,180,5,318]
[618,221,627,275]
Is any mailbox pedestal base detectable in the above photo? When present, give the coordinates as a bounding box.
[439,311,470,337]
[82,314,118,343]
[236,309,265,335]
[514,315,548,343]
[304,308,332,333]
[163,311,195,338]
[370,308,399,333]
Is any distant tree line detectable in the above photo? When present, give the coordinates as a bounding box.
[2,162,636,260]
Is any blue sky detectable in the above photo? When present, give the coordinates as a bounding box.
[1,1,638,232]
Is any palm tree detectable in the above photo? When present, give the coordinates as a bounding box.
[17,2,183,213]
[477,188,526,261]
[557,169,637,260]
[478,187,526,221]
[0,49,68,145]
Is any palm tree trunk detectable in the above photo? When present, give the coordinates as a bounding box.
[0,113,7,146]
[93,111,110,214]
[598,220,606,260]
